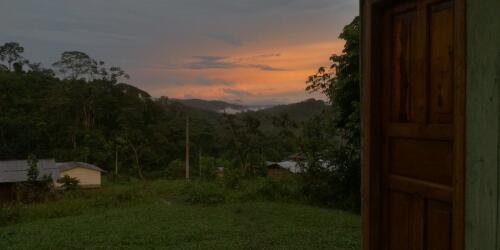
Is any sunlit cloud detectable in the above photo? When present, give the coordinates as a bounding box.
[182,56,285,72]
[149,40,344,104]
[0,0,358,105]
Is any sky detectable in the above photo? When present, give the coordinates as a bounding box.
[0,0,358,105]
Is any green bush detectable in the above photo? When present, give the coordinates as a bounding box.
[198,156,218,180]
[223,167,242,189]
[166,159,185,179]
[257,178,302,201]
[181,182,225,205]
[106,174,133,184]
[0,205,20,226]
[91,188,142,208]
[15,176,56,203]
[58,175,80,191]
[143,170,169,180]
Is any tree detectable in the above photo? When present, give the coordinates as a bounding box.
[26,62,55,77]
[52,51,98,80]
[307,17,360,137]
[97,61,130,82]
[222,114,263,176]
[303,16,361,210]
[269,113,298,157]
[26,154,39,183]
[52,51,130,83]
[0,42,25,70]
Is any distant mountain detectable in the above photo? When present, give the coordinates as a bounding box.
[241,98,328,133]
[248,98,327,122]
[167,98,328,133]
[174,99,250,114]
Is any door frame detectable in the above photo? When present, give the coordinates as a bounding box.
[360,0,466,249]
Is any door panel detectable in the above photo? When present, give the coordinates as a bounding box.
[429,2,454,124]
[381,0,457,249]
[388,191,411,250]
[390,138,453,185]
[390,9,420,124]
[426,201,452,250]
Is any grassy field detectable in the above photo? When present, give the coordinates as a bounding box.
[0,179,361,250]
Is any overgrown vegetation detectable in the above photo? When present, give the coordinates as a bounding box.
[0,17,361,211]
[15,155,55,203]
[1,178,338,226]
[0,185,360,250]
[58,175,81,192]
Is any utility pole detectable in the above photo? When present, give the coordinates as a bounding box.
[185,116,190,180]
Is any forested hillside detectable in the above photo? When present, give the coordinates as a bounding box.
[0,43,327,179]
[0,16,360,210]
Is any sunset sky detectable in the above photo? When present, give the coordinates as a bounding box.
[0,0,358,105]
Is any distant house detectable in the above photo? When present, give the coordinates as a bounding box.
[216,167,224,178]
[0,159,59,202]
[56,162,105,188]
[266,159,335,178]
[266,161,303,177]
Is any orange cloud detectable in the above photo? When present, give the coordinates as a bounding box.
[146,39,344,104]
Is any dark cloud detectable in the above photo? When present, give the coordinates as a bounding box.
[184,56,285,71]
[205,33,245,46]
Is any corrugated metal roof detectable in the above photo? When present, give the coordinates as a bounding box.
[266,161,303,174]
[266,160,334,174]
[57,162,105,173]
[0,159,59,183]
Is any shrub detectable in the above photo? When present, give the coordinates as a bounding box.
[143,170,169,180]
[166,159,185,179]
[257,177,302,201]
[0,205,20,226]
[198,156,218,180]
[223,166,242,189]
[16,175,56,203]
[58,175,80,191]
[181,182,225,205]
[106,174,132,184]
[90,188,143,208]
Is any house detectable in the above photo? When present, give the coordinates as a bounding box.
[361,0,499,248]
[56,162,105,188]
[0,159,59,202]
[216,167,224,178]
[266,161,302,177]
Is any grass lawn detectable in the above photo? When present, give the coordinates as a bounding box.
[0,180,361,250]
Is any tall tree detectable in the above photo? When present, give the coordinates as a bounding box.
[222,114,263,176]
[303,16,361,210]
[52,51,98,80]
[0,42,25,70]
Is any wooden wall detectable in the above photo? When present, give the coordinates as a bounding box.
[465,0,500,249]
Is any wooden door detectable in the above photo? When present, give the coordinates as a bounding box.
[376,0,464,249]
